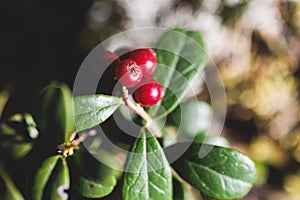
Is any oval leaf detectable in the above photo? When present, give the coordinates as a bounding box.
[73,94,123,132]
[150,28,206,118]
[71,147,119,198]
[43,158,70,200]
[38,82,75,142]
[76,176,116,198]
[32,156,60,200]
[122,128,172,200]
[165,142,256,199]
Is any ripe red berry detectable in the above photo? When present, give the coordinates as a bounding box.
[133,77,163,107]
[129,48,157,77]
[115,59,143,88]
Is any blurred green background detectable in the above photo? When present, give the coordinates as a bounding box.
[1,0,300,199]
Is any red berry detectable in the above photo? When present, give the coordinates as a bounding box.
[133,77,163,107]
[115,59,143,88]
[129,48,157,76]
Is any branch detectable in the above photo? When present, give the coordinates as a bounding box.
[122,86,161,137]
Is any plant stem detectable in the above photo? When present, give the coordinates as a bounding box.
[59,130,97,157]
[122,86,161,137]
[71,129,96,146]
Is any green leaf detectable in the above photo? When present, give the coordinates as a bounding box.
[0,89,10,118]
[0,113,38,160]
[0,166,25,200]
[76,176,116,198]
[150,27,206,118]
[38,82,75,142]
[43,158,70,200]
[173,177,188,200]
[165,142,256,199]
[7,113,39,139]
[171,100,212,138]
[0,141,32,160]
[122,128,172,200]
[32,156,60,200]
[71,147,119,198]
[73,94,123,132]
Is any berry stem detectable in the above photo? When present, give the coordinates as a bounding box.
[122,86,161,137]
[71,130,96,146]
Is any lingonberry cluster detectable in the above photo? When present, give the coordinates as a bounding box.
[101,48,163,107]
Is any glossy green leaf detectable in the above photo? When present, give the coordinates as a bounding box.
[73,94,123,132]
[38,82,75,142]
[71,147,119,198]
[150,27,206,118]
[0,166,25,200]
[171,100,212,138]
[173,177,188,200]
[76,175,116,198]
[32,156,60,200]
[43,158,70,200]
[165,142,256,199]
[122,128,172,200]
[196,136,231,148]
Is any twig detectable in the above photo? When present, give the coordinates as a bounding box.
[71,129,96,146]
[58,130,97,157]
[122,86,161,137]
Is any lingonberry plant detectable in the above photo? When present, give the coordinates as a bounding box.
[0,28,256,200]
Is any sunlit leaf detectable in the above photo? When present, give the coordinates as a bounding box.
[122,128,172,200]
[149,27,206,118]
[165,142,256,199]
[73,94,123,132]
